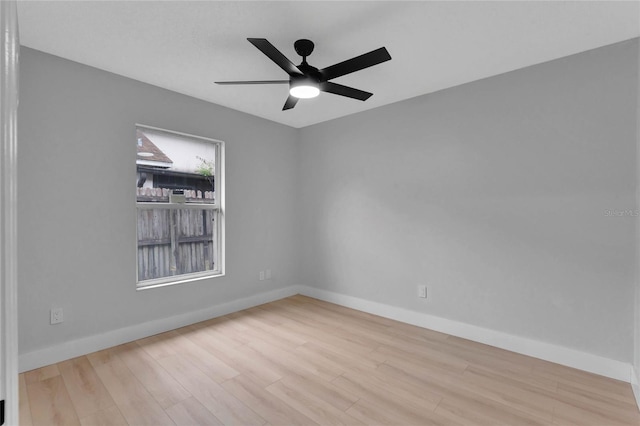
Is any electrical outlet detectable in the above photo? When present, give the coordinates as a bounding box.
[265,269,272,280]
[418,285,427,298]
[50,308,64,325]
[259,271,265,281]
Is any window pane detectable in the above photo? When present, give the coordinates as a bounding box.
[137,208,217,282]
[136,127,216,203]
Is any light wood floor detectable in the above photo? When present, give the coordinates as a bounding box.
[19,295,640,425]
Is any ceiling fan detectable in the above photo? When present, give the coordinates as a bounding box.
[215,38,392,111]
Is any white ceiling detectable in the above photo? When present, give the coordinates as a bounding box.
[17,1,640,128]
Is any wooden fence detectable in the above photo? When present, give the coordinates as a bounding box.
[137,190,217,281]
[136,187,215,203]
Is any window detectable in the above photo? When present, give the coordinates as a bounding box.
[135,125,224,289]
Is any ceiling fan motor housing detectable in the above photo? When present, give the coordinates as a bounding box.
[294,62,321,82]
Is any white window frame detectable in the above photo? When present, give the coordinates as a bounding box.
[135,124,225,290]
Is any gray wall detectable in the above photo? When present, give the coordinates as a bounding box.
[18,48,300,355]
[299,39,638,362]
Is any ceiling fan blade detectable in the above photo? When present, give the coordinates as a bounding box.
[248,38,303,76]
[320,81,372,101]
[215,80,289,85]
[283,95,299,110]
[320,47,391,81]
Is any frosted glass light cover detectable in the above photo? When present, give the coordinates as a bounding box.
[290,85,320,99]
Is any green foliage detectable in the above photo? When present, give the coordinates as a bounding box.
[195,156,214,177]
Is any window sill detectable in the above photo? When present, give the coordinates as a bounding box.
[137,271,225,291]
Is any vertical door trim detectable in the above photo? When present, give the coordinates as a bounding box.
[1,0,20,424]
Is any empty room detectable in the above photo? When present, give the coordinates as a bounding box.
[2,1,640,425]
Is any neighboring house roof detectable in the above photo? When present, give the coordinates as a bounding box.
[136,129,173,167]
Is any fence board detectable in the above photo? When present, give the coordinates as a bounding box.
[137,206,216,281]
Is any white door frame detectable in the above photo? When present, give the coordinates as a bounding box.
[1,0,20,424]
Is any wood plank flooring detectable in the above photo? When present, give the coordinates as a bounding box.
[20,295,640,425]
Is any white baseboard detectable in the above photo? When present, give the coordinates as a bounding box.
[632,367,640,411]
[298,286,633,383]
[19,285,302,372]
[20,284,635,391]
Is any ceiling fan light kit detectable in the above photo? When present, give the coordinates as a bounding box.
[289,76,320,99]
[215,38,391,110]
